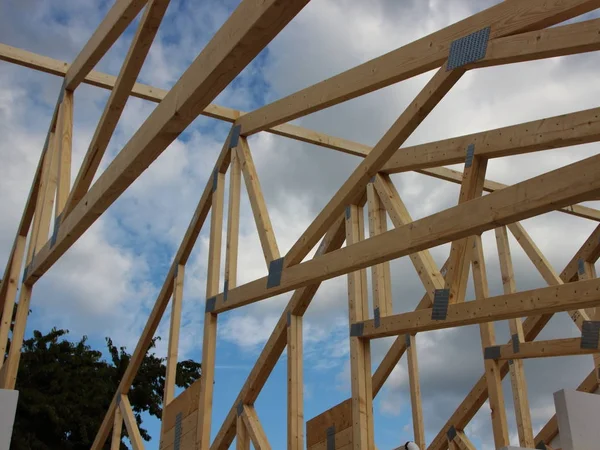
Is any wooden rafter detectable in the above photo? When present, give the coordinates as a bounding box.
[234,0,600,135]
[62,0,171,219]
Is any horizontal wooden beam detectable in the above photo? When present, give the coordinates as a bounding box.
[418,166,600,222]
[485,337,599,360]
[64,0,149,90]
[234,0,600,135]
[208,153,600,313]
[22,0,310,284]
[2,43,599,224]
[357,277,600,339]
[382,105,600,173]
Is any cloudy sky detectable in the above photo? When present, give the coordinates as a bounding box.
[1,0,600,449]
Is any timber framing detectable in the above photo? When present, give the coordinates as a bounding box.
[2,1,600,450]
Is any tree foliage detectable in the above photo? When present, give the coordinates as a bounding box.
[8,325,200,450]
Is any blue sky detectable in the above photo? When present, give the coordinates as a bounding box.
[2,1,600,449]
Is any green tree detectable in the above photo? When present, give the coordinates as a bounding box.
[7,324,200,450]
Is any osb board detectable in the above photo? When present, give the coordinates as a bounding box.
[306,398,352,447]
[161,378,202,433]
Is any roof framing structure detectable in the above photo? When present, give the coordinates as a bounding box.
[1,0,600,449]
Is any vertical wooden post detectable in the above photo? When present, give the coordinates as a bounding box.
[345,203,375,450]
[196,169,225,450]
[368,179,425,446]
[236,414,250,450]
[110,405,123,450]
[495,226,535,448]
[471,235,510,448]
[55,90,74,219]
[225,149,241,291]
[287,312,303,450]
[162,264,185,413]
[445,152,488,304]
[367,182,392,317]
[0,235,27,366]
[406,333,426,448]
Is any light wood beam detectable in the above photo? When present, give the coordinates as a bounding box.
[234,0,600,135]
[196,170,225,450]
[382,105,600,175]
[64,0,149,90]
[0,235,26,368]
[406,334,426,449]
[287,313,304,450]
[62,0,170,219]
[110,406,123,450]
[345,204,375,450]
[419,166,600,222]
[495,226,534,448]
[357,277,600,339]
[367,182,393,317]
[508,222,563,286]
[508,221,592,331]
[236,137,280,266]
[119,395,145,450]
[445,153,487,304]
[236,414,250,450]
[24,0,311,284]
[471,236,510,447]
[486,337,600,360]
[55,90,74,218]
[1,283,32,389]
[225,148,241,291]
[163,264,185,406]
[31,132,59,257]
[211,153,600,314]
[241,405,272,450]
